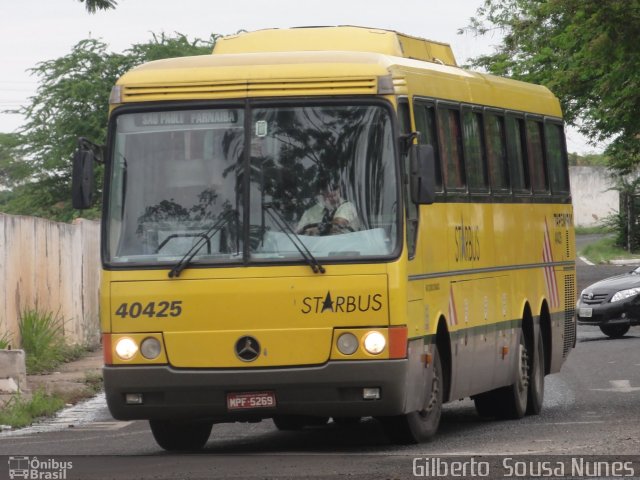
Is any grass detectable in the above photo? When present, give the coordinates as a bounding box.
[19,306,86,374]
[0,331,11,350]
[84,371,104,395]
[0,389,65,429]
[575,225,611,235]
[579,235,640,264]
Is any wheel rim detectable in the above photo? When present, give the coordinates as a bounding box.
[517,340,530,397]
[421,356,441,419]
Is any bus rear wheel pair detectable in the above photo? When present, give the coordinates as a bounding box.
[473,327,545,419]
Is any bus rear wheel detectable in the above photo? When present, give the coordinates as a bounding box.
[473,331,528,420]
[526,327,545,415]
[380,346,443,444]
[149,419,213,451]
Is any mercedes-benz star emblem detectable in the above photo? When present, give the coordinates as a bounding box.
[235,336,261,362]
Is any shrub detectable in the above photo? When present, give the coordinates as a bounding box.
[18,306,84,374]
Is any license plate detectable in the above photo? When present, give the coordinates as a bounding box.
[227,391,276,410]
[579,307,593,318]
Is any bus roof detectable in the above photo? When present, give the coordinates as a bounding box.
[115,26,561,117]
[213,26,458,67]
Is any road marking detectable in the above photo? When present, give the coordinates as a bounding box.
[579,256,595,266]
[68,421,133,431]
[541,421,605,425]
[592,379,640,393]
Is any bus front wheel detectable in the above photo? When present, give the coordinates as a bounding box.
[149,419,213,451]
[380,345,443,444]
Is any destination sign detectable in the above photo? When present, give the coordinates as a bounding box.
[135,110,239,127]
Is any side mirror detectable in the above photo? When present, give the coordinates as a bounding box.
[409,144,436,205]
[71,138,101,209]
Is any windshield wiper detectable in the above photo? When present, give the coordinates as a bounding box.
[263,203,325,274]
[168,209,237,278]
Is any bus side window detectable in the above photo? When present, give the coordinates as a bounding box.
[526,119,549,193]
[505,115,529,193]
[399,101,418,258]
[414,102,442,189]
[437,107,465,191]
[463,109,488,192]
[485,113,509,192]
[545,122,570,194]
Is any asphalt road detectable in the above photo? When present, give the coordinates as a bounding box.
[1,251,639,479]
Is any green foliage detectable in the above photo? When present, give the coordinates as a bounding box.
[0,389,65,429]
[0,331,12,350]
[18,307,84,374]
[78,0,117,13]
[464,0,640,172]
[580,235,640,264]
[2,33,216,222]
[568,152,609,167]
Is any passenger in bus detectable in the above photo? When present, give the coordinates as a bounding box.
[296,181,361,235]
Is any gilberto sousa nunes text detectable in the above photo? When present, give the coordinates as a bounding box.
[412,456,637,478]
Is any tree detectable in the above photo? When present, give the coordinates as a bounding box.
[464,0,640,172]
[78,0,117,13]
[2,33,216,221]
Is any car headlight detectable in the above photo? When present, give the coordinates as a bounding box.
[610,288,640,303]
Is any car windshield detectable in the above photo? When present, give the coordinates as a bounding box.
[105,103,399,267]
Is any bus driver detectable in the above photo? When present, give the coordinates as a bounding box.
[296,181,361,236]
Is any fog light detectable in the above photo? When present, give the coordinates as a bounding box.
[337,333,359,355]
[363,387,380,400]
[363,331,386,355]
[125,393,143,405]
[140,337,162,360]
[115,337,138,361]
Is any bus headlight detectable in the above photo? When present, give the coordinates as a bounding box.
[363,331,386,355]
[115,337,138,360]
[337,333,359,355]
[140,337,162,360]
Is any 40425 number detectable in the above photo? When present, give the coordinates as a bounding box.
[114,301,183,318]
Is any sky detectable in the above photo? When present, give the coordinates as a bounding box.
[0,0,604,154]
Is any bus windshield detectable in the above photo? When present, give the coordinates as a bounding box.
[106,103,399,267]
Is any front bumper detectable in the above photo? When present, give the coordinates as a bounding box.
[104,359,409,422]
[577,299,640,327]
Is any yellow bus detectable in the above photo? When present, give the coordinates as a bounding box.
[72,26,577,450]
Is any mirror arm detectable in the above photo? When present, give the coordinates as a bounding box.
[399,131,419,155]
[78,137,105,164]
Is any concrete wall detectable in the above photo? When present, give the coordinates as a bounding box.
[569,166,619,227]
[0,214,100,348]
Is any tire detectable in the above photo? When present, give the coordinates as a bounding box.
[600,324,630,339]
[149,419,212,451]
[494,331,529,419]
[526,327,545,415]
[473,330,529,421]
[380,345,443,444]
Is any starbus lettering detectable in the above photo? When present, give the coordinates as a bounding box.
[454,219,480,262]
[300,291,383,314]
[553,212,573,228]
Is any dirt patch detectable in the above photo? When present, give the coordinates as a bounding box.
[25,348,103,404]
